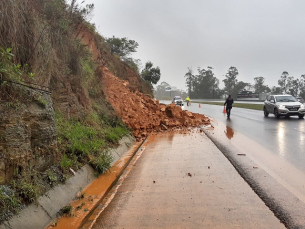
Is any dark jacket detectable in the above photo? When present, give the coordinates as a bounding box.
[224,98,234,108]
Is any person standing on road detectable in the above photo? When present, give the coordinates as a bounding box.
[185,96,190,106]
[224,95,234,118]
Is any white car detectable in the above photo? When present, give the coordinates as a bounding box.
[171,96,184,106]
[263,95,305,119]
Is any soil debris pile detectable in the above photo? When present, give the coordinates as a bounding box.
[100,67,211,140]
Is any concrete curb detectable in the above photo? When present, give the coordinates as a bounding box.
[80,135,154,229]
[44,138,146,229]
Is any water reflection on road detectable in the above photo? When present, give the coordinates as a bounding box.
[174,101,305,172]
[224,125,234,140]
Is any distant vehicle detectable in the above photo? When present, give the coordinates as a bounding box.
[172,96,184,106]
[263,95,305,119]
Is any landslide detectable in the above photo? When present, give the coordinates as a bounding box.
[0,0,210,224]
[99,67,211,140]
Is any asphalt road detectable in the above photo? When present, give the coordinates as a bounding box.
[185,102,305,172]
[183,102,305,211]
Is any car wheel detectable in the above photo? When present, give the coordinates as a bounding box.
[274,108,280,119]
[263,107,269,117]
[298,114,304,119]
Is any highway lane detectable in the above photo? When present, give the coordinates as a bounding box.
[178,102,305,206]
[159,100,305,202]
[186,102,305,173]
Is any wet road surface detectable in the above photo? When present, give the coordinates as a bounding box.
[91,131,285,229]
[182,103,305,205]
[185,102,305,172]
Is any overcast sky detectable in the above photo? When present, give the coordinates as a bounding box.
[88,0,305,91]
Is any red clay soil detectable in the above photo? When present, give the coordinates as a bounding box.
[99,67,211,140]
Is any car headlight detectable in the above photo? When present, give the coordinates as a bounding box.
[301,104,305,109]
[278,104,286,109]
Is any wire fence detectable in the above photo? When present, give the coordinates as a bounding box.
[0,77,52,95]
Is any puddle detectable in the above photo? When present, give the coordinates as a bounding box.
[224,126,234,140]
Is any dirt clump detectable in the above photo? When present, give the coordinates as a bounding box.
[100,67,211,140]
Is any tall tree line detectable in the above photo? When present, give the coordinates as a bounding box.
[184,66,305,99]
[185,66,221,99]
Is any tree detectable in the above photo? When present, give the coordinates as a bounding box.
[299,74,305,99]
[184,68,194,95]
[123,57,141,73]
[278,71,289,94]
[141,61,161,85]
[253,76,271,93]
[231,81,250,98]
[184,66,220,99]
[154,81,170,98]
[286,76,299,97]
[105,36,138,58]
[223,66,238,95]
[271,86,282,94]
[197,66,219,99]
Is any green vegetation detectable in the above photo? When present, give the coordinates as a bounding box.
[90,152,113,175]
[46,170,58,186]
[185,67,220,99]
[185,64,305,101]
[105,36,138,58]
[194,101,264,111]
[58,205,72,217]
[105,126,129,143]
[55,111,130,174]
[13,181,38,204]
[33,95,48,108]
[0,47,22,83]
[141,61,161,85]
[60,154,75,172]
[0,186,20,222]
[0,0,141,223]
[64,122,106,156]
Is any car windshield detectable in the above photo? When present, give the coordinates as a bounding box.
[275,96,297,102]
[174,96,181,100]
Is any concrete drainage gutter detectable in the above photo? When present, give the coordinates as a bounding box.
[0,135,146,229]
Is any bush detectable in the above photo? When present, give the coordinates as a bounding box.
[0,186,20,223]
[46,170,58,186]
[60,154,74,171]
[15,182,38,204]
[65,123,105,156]
[90,152,113,175]
[105,131,120,143]
[58,205,72,217]
[105,126,129,143]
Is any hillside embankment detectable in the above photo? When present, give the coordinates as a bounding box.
[0,0,211,225]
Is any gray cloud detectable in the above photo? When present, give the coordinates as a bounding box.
[89,0,305,90]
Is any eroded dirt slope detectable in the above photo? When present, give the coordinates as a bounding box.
[99,67,211,140]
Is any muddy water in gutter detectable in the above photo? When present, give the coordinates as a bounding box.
[80,135,157,229]
[205,119,305,204]
[45,142,144,229]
